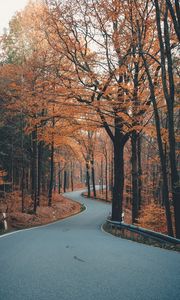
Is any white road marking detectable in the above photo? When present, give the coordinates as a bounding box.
[2,213,7,230]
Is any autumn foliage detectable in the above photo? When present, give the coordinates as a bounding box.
[0,0,179,237]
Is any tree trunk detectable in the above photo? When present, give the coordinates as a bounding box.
[21,116,24,213]
[164,8,180,238]
[80,163,83,183]
[137,136,142,210]
[101,159,104,194]
[155,1,179,237]
[11,141,14,192]
[64,170,67,193]
[58,162,61,194]
[66,169,70,190]
[140,54,174,236]
[53,166,56,192]
[131,131,139,223]
[86,162,90,198]
[112,131,125,222]
[37,141,43,206]
[71,162,74,191]
[27,166,31,192]
[32,128,38,213]
[166,0,180,41]
[109,150,113,196]
[105,154,108,201]
[91,154,96,198]
[21,148,25,213]
[48,140,54,207]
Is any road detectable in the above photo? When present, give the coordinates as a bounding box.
[0,190,180,300]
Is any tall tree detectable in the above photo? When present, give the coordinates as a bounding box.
[154,0,179,237]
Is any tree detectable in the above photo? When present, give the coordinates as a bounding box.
[131,0,174,236]
[154,0,179,237]
[44,0,143,221]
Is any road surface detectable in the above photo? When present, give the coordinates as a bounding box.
[0,190,180,300]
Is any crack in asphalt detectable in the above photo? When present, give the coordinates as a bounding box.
[73,255,85,263]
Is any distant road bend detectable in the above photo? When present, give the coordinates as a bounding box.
[0,190,180,300]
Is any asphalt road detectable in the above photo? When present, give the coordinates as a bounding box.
[0,190,180,300]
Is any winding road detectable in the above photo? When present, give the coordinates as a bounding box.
[0,190,180,300]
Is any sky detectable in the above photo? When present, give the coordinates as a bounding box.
[0,0,29,34]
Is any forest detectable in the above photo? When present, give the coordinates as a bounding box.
[0,0,179,238]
